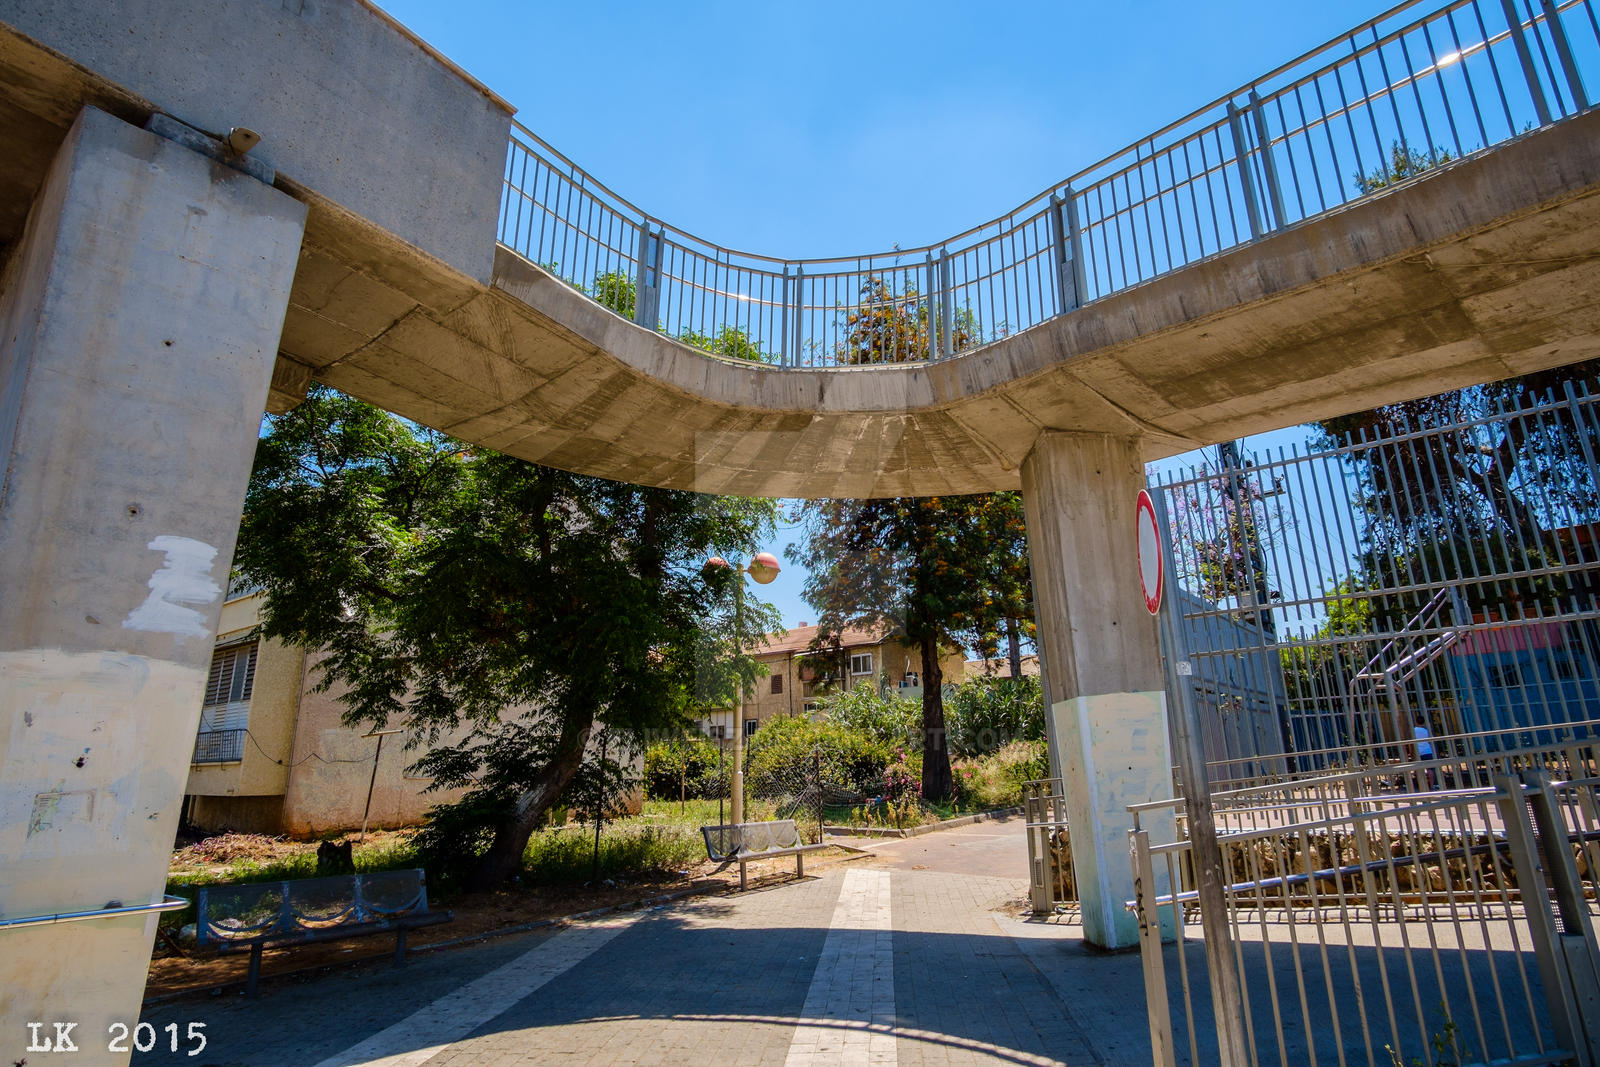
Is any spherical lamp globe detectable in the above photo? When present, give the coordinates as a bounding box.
[747,552,781,585]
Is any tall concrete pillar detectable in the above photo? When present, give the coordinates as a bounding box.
[1021,431,1175,950]
[0,107,305,1056]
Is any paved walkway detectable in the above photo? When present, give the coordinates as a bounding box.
[137,819,1155,1066]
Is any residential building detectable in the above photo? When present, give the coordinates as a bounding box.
[698,623,968,740]
[183,593,469,836]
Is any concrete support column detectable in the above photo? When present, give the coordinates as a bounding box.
[1021,431,1175,950]
[0,107,305,1055]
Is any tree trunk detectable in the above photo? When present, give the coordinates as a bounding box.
[469,715,595,890]
[919,633,953,800]
[1006,619,1023,679]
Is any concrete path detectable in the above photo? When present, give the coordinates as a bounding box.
[846,814,1030,880]
[136,825,1145,1066]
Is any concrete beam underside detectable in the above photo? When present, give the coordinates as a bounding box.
[284,108,1600,499]
[0,108,304,1060]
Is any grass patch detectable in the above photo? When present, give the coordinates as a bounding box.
[520,821,705,884]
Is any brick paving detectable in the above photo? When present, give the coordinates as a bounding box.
[138,830,1130,1067]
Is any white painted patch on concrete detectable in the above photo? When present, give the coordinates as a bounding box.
[121,534,221,637]
[786,867,896,1065]
[1051,690,1174,950]
[312,914,639,1067]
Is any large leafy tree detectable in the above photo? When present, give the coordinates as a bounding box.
[791,275,1032,799]
[235,388,775,888]
[789,496,1001,799]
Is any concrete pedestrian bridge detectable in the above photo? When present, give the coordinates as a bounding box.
[2,0,1599,498]
[2,0,1599,1056]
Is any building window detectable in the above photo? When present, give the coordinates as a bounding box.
[849,652,873,676]
[193,642,256,764]
[706,724,727,740]
[744,718,758,738]
[771,674,783,695]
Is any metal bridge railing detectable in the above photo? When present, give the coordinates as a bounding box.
[498,0,1597,370]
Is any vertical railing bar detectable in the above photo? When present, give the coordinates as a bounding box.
[938,251,954,360]
[1167,146,1193,267]
[1525,0,1571,113]
[1134,140,1161,276]
[1540,0,1591,109]
[1397,28,1445,167]
[1501,0,1557,123]
[1447,7,1496,149]
[1248,90,1288,230]
[1473,0,1524,136]
[1275,92,1311,219]
[1420,19,1467,158]
[1372,24,1419,183]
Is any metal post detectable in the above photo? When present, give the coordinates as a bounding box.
[1226,101,1266,241]
[1151,489,1249,1067]
[1248,90,1286,231]
[1539,0,1588,113]
[1131,829,1178,1067]
[791,265,805,367]
[1064,186,1087,311]
[731,578,745,827]
[1049,192,1073,314]
[937,251,954,358]
[633,223,661,331]
[1501,0,1555,126]
[1495,773,1590,1064]
[1524,771,1600,1061]
[780,268,792,369]
[925,252,939,358]
[359,733,384,842]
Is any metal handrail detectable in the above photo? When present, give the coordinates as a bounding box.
[498,0,1597,369]
[0,895,190,932]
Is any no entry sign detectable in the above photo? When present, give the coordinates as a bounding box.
[1136,489,1163,615]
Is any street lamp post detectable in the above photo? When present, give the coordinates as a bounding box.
[704,552,780,827]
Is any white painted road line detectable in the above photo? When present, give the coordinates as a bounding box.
[785,867,896,1065]
[311,914,639,1067]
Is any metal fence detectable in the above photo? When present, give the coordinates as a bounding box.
[1150,383,1600,792]
[1130,770,1600,1066]
[1130,385,1600,1065]
[499,0,1598,369]
[191,728,245,764]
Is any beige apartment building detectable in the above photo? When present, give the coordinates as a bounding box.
[183,593,467,836]
[698,623,968,741]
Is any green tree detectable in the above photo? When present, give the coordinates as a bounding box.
[789,495,1002,800]
[1352,140,1454,194]
[235,387,776,888]
[792,276,1029,800]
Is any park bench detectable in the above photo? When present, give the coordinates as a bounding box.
[195,868,452,996]
[701,819,827,891]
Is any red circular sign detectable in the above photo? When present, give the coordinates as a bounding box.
[1136,490,1163,615]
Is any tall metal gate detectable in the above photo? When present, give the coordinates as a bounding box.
[1136,384,1600,1067]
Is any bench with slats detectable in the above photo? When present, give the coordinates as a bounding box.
[195,868,451,995]
[701,819,827,890]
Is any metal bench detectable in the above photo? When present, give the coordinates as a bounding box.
[195,868,452,996]
[701,819,827,890]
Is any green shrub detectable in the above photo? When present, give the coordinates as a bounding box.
[945,675,1044,757]
[644,735,723,802]
[819,686,922,751]
[953,739,1049,809]
[521,821,705,883]
[745,715,890,798]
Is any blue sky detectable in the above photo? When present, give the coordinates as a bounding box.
[373,0,1397,629]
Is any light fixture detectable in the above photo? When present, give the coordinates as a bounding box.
[227,126,262,155]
